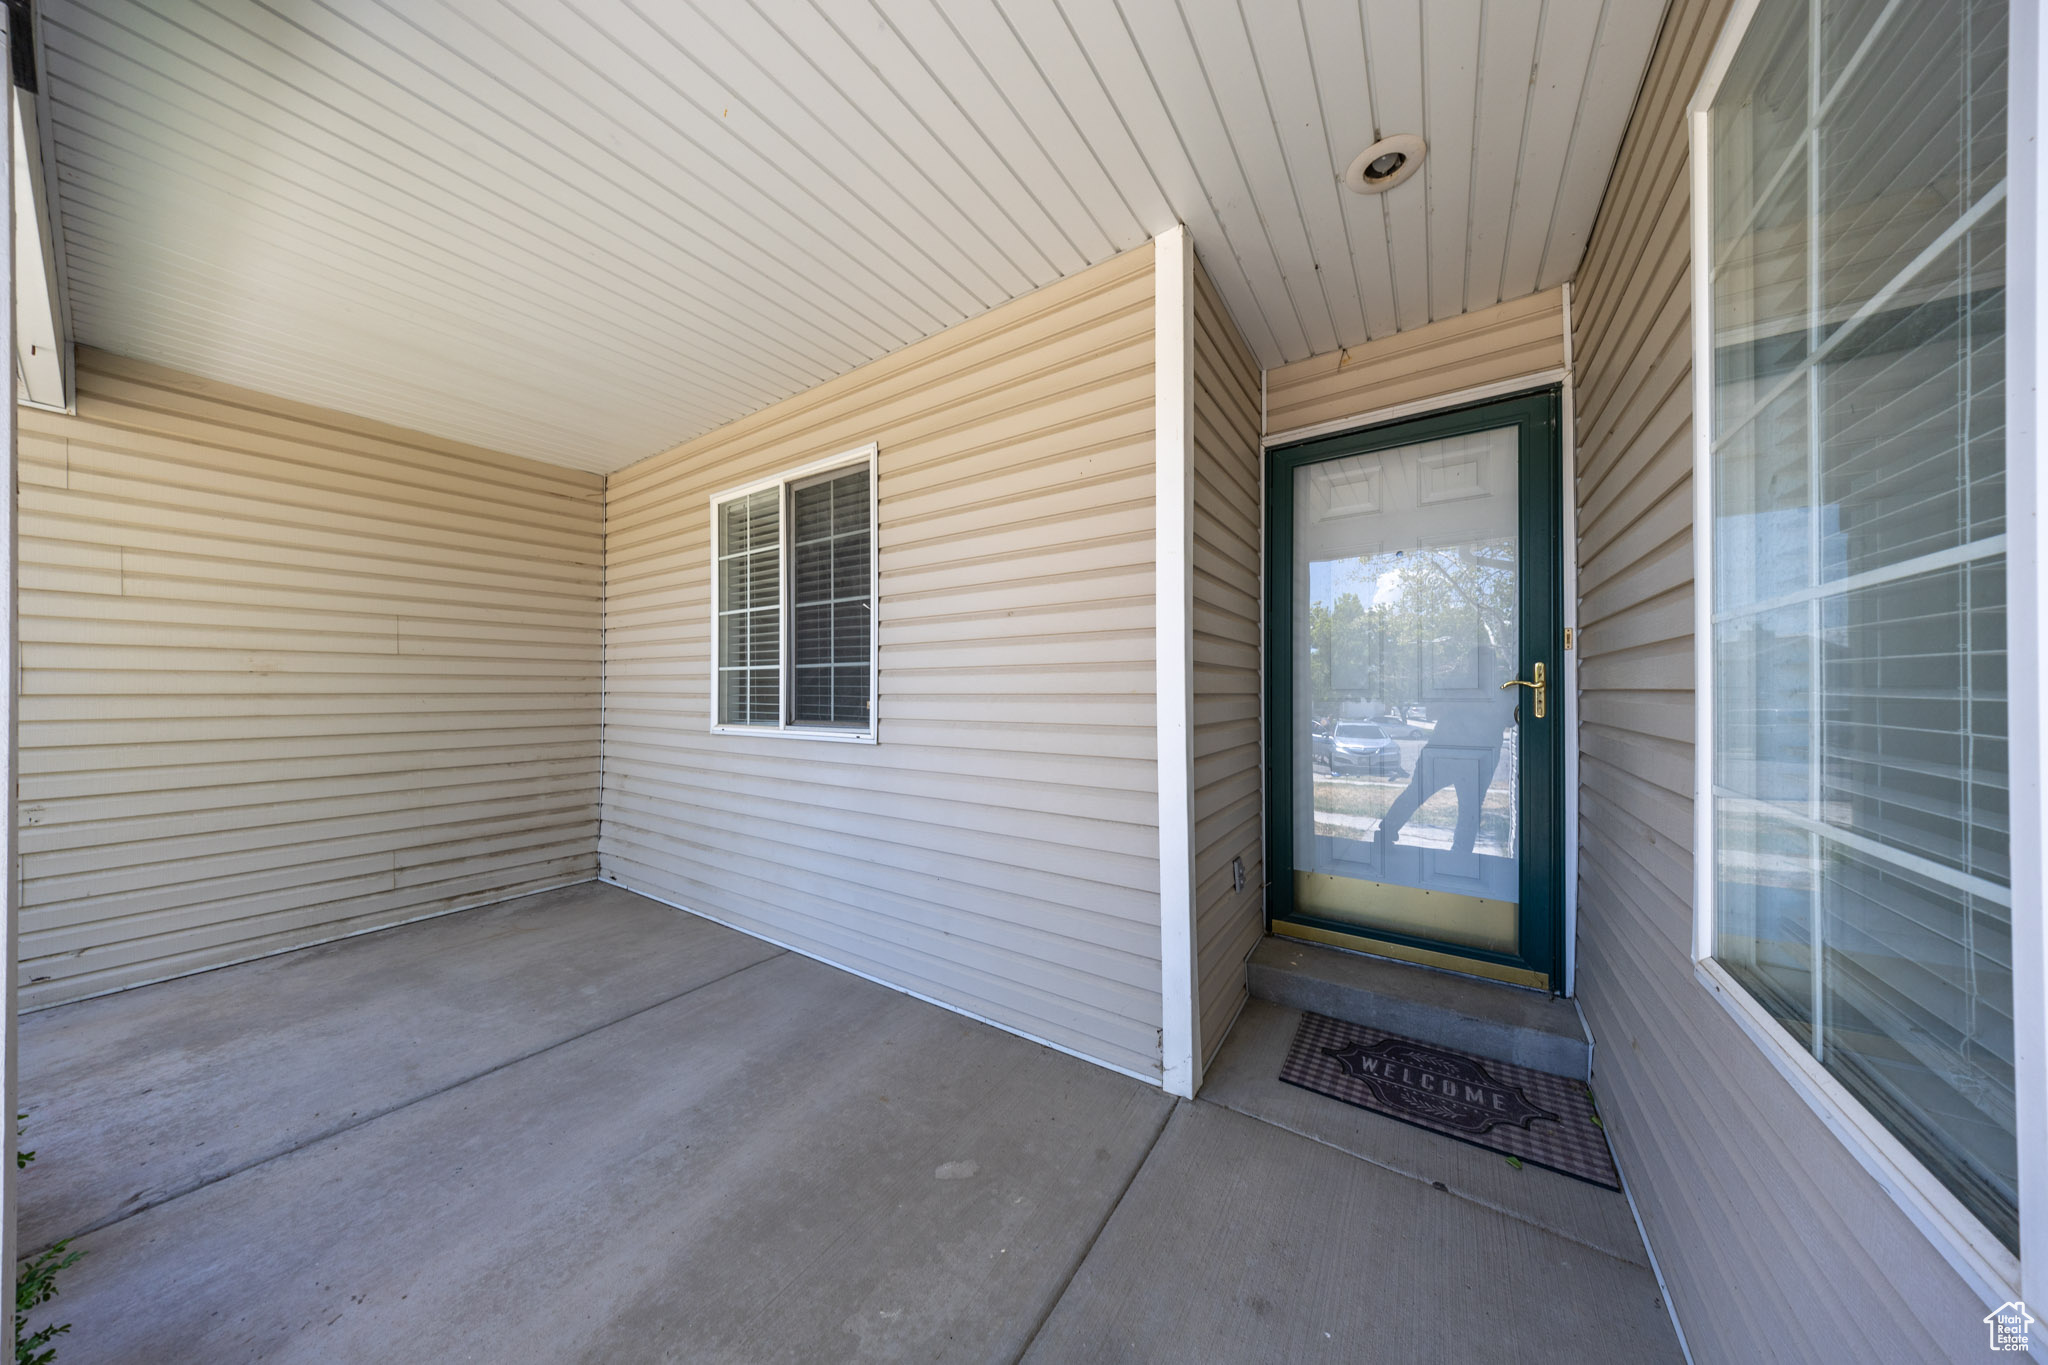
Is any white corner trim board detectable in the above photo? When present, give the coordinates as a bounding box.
[1,6,22,1276]
[1155,225,1200,1099]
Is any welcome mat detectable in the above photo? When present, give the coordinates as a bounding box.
[1280,1012,1619,1190]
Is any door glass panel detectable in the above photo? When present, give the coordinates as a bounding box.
[1293,426,1521,953]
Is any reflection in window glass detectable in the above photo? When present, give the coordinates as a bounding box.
[1293,427,1521,955]
[712,458,875,733]
[1707,0,2013,1246]
[790,467,872,728]
[715,488,781,726]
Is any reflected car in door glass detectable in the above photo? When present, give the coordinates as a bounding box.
[1326,722,1405,777]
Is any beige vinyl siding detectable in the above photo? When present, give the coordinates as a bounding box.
[1569,1,1988,1359]
[1264,288,1566,439]
[17,350,603,1010]
[601,248,1162,1079]
[1190,259,1264,1065]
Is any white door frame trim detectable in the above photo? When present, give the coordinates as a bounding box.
[1260,368,1569,449]
[1560,286,1581,999]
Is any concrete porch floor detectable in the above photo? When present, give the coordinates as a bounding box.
[19,884,1682,1363]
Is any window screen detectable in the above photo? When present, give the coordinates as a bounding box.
[716,487,781,727]
[790,466,872,727]
[1706,0,2012,1246]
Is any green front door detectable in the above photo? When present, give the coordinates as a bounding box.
[1266,390,1565,991]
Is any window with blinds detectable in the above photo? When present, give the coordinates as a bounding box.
[711,450,876,738]
[716,488,782,727]
[1704,0,2012,1246]
[790,466,872,728]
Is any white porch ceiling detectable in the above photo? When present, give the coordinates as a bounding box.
[35,0,1665,473]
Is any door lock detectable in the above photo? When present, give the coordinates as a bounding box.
[1501,661,1546,719]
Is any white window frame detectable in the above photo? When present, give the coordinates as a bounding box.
[1688,0,2044,1311]
[707,443,880,745]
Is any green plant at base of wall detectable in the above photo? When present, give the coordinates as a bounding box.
[15,1116,83,1365]
[15,1243,81,1365]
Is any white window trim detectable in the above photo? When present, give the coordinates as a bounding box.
[1687,0,2041,1312]
[706,443,880,745]
[2006,0,2048,1323]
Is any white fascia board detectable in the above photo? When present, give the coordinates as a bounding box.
[13,84,65,411]
[1155,225,1199,1099]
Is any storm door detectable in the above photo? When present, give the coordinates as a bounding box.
[1266,391,1565,990]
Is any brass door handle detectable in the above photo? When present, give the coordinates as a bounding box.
[1500,661,1546,719]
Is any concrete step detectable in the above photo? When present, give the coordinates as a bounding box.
[1246,937,1590,1080]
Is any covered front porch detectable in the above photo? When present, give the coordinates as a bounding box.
[3,0,2039,1357]
[20,882,1674,1363]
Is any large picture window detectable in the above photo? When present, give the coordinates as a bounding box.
[1697,0,2014,1254]
[710,447,877,740]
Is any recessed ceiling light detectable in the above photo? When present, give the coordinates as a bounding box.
[1344,135,1426,194]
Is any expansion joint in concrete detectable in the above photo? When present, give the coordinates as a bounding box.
[1190,1092,1641,1269]
[33,948,789,1255]
[1008,1096,1180,1364]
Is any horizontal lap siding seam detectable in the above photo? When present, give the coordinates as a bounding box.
[18,349,603,1009]
[599,246,1165,1082]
